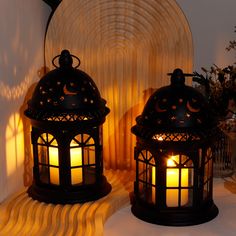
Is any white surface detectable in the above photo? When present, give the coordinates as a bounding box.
[104,178,236,236]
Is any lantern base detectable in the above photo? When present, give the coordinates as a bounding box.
[27,176,111,204]
[131,197,218,226]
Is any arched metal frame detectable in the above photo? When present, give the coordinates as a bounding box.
[34,131,98,187]
[136,149,195,207]
[29,122,110,204]
[36,132,59,185]
[26,50,111,204]
[132,134,217,226]
[131,69,218,226]
[70,133,96,186]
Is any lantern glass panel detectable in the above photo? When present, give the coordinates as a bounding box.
[83,134,94,145]
[138,150,156,204]
[37,133,59,185]
[70,146,83,185]
[83,134,95,165]
[84,146,95,165]
[198,148,202,168]
[38,142,49,184]
[49,147,59,185]
[70,133,96,186]
[204,147,213,200]
[165,155,193,207]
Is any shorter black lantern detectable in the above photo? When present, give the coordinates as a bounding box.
[131,69,218,226]
[25,50,111,204]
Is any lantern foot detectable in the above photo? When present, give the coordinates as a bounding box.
[27,176,111,204]
[131,197,218,226]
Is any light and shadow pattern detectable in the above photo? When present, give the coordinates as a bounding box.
[45,0,193,170]
[0,170,134,236]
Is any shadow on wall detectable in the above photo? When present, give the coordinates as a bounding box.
[0,1,50,201]
[20,66,50,187]
[1,66,48,202]
[104,88,156,170]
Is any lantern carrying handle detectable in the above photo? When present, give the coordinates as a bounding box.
[52,52,81,69]
[167,72,194,77]
[167,69,194,85]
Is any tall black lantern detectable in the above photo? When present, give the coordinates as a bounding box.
[25,50,111,204]
[131,69,218,226]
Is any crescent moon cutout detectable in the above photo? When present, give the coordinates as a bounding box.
[63,85,77,95]
[155,103,167,112]
[187,101,200,113]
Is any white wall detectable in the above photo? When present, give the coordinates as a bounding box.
[0,0,50,201]
[176,0,236,72]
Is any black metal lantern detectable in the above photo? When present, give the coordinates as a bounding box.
[131,69,219,226]
[25,50,111,204]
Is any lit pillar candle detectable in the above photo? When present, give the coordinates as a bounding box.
[49,147,59,185]
[166,155,188,207]
[70,147,82,184]
[152,166,156,203]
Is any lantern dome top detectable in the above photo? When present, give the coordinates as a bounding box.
[132,68,216,139]
[25,50,109,123]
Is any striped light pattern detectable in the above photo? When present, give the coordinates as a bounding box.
[0,170,133,236]
[45,0,193,170]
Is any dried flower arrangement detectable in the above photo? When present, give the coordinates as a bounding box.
[193,27,236,131]
[193,28,236,177]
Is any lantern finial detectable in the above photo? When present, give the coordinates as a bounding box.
[170,68,185,85]
[59,49,73,67]
[168,68,195,86]
[52,50,81,69]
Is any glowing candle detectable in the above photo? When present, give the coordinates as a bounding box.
[166,155,188,207]
[152,166,156,203]
[70,147,82,184]
[49,147,59,185]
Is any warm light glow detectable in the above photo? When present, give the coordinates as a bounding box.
[155,135,164,141]
[6,113,24,181]
[166,155,188,207]
[45,0,193,171]
[49,147,59,185]
[152,166,156,203]
[70,147,82,184]
[0,75,32,100]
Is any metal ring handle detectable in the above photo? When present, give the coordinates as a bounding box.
[52,53,81,68]
[71,54,81,68]
[167,72,194,77]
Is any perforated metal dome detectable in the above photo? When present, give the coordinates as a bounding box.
[132,69,217,140]
[25,50,109,123]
